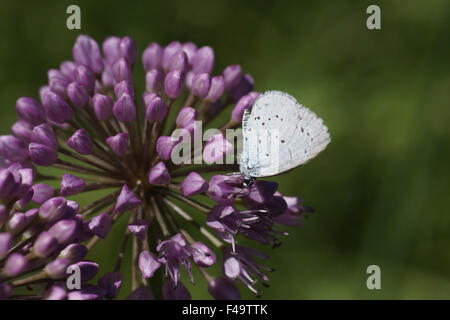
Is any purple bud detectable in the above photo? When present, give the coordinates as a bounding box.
[102,36,121,64]
[101,64,114,88]
[113,93,136,123]
[4,253,27,277]
[148,162,171,185]
[29,143,58,166]
[139,251,161,278]
[182,172,209,197]
[61,173,86,196]
[106,132,129,156]
[39,197,67,222]
[163,279,191,300]
[44,284,67,300]
[67,284,105,300]
[0,135,28,162]
[246,180,278,205]
[92,94,114,121]
[127,286,154,300]
[42,90,74,123]
[45,258,71,279]
[231,91,260,123]
[73,261,99,282]
[0,283,12,300]
[15,97,46,125]
[67,129,93,155]
[143,42,164,71]
[114,185,142,213]
[114,80,135,100]
[191,73,211,99]
[73,35,104,74]
[33,231,58,258]
[228,74,254,101]
[145,95,167,122]
[206,75,225,102]
[223,65,243,90]
[203,134,233,164]
[145,69,164,93]
[0,168,21,200]
[60,61,77,80]
[67,82,89,108]
[0,232,13,260]
[185,71,195,89]
[190,242,217,267]
[98,271,122,299]
[164,70,185,100]
[49,219,78,245]
[182,42,197,65]
[12,120,33,142]
[58,243,88,263]
[162,41,182,70]
[31,123,58,150]
[112,58,133,83]
[119,36,138,64]
[74,65,95,91]
[192,46,214,74]
[31,183,55,204]
[128,219,150,241]
[208,277,241,300]
[48,69,70,97]
[87,212,112,238]
[6,213,27,235]
[156,136,181,160]
[169,50,188,72]
[176,107,197,128]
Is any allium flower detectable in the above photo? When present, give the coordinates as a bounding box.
[0,34,314,300]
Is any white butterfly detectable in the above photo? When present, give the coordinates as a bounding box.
[239,90,331,180]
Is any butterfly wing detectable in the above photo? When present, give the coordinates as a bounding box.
[240,91,330,177]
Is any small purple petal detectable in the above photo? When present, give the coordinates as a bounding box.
[182,172,208,197]
[113,93,136,123]
[29,142,58,166]
[31,123,58,150]
[106,132,129,156]
[67,129,93,155]
[61,173,85,196]
[15,97,46,125]
[143,42,163,71]
[148,162,171,185]
[87,212,112,238]
[92,93,114,121]
[139,250,161,279]
[164,70,185,100]
[114,185,142,213]
[192,46,215,75]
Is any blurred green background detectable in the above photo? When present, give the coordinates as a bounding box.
[1,0,449,299]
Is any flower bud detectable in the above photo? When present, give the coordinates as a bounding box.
[11,120,33,142]
[87,212,112,239]
[67,284,105,300]
[156,136,181,160]
[203,134,233,164]
[74,65,95,91]
[44,284,67,300]
[139,250,161,279]
[31,123,58,150]
[176,107,197,128]
[142,42,163,71]
[48,69,70,97]
[31,183,55,204]
[92,93,114,121]
[145,95,167,122]
[106,132,129,156]
[67,129,93,155]
[192,46,215,74]
[162,41,182,70]
[33,231,58,258]
[49,219,78,245]
[164,70,185,99]
[114,80,135,100]
[182,42,197,65]
[61,173,86,196]
[113,93,136,123]
[182,172,208,197]
[4,253,27,277]
[119,36,138,65]
[145,69,164,93]
[58,243,88,263]
[42,90,74,123]
[98,271,123,299]
[114,185,141,213]
[29,143,58,166]
[205,75,225,102]
[231,91,260,123]
[60,60,76,80]
[112,58,133,83]
[148,162,171,185]
[191,73,211,99]
[73,35,104,74]
[39,197,67,222]
[0,168,21,200]
[168,50,188,73]
[0,232,13,260]
[228,73,254,101]
[45,258,71,279]
[0,135,29,162]
[15,97,46,125]
[102,36,121,64]
[223,64,243,90]
[67,82,89,108]
[208,277,241,300]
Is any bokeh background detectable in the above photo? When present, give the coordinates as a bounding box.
[1,0,449,299]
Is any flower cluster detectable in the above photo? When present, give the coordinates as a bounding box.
[0,35,313,300]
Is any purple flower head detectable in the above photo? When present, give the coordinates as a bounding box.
[113,93,136,123]
[163,279,191,300]
[157,233,193,286]
[164,70,185,100]
[114,185,141,213]
[106,132,129,156]
[128,219,150,241]
[142,42,163,71]
[92,93,114,121]
[15,97,46,125]
[145,95,167,122]
[182,172,208,197]
[67,129,93,155]
[149,161,171,185]
[145,69,165,93]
